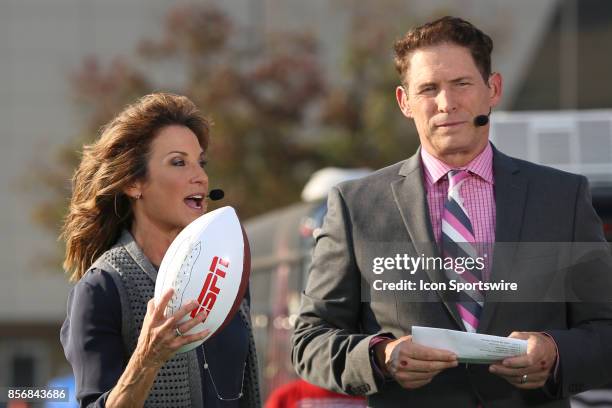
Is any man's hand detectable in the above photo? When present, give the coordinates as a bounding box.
[374,335,458,389]
[489,332,557,389]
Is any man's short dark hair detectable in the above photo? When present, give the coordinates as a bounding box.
[394,16,493,84]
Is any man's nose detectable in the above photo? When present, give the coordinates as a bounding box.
[436,89,457,113]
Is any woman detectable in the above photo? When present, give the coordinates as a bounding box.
[60,93,260,408]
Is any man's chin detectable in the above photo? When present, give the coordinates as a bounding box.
[435,138,472,154]
[430,140,487,162]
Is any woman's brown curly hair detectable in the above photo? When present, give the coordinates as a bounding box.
[61,92,210,282]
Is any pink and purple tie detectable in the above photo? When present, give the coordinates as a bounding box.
[441,170,483,333]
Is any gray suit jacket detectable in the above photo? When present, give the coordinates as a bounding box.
[292,147,612,407]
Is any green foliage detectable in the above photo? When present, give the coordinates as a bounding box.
[34,3,419,238]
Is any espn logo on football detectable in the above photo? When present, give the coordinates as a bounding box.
[191,256,229,318]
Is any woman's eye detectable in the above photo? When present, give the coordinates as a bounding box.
[199,160,208,168]
[171,159,185,166]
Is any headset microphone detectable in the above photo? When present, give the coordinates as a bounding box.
[473,107,492,127]
[206,189,224,201]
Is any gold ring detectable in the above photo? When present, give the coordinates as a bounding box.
[175,327,183,337]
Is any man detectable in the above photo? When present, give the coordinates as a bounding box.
[291,16,612,407]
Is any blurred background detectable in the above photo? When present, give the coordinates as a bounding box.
[1,0,611,406]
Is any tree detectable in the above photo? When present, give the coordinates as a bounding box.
[33,2,418,251]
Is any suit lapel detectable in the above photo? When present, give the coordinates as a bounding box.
[391,151,465,330]
[478,147,528,333]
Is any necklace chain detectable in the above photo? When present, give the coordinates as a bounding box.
[201,347,246,401]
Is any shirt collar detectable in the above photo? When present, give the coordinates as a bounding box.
[420,142,494,185]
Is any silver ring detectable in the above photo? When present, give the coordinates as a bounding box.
[175,327,183,337]
[520,374,528,384]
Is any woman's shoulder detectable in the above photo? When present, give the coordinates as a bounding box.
[77,242,137,306]
[74,267,122,308]
[90,235,132,272]
[90,230,158,282]
[79,266,120,292]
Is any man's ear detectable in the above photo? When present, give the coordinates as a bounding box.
[487,72,503,108]
[396,85,413,119]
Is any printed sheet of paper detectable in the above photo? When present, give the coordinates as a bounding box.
[412,326,528,364]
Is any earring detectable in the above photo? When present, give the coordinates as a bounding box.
[135,193,142,200]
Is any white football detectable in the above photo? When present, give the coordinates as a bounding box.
[154,206,251,353]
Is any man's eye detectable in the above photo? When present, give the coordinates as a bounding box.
[172,159,185,166]
[420,87,435,94]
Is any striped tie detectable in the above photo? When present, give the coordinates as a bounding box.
[441,170,483,333]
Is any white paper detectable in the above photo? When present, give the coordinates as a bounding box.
[412,326,528,364]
